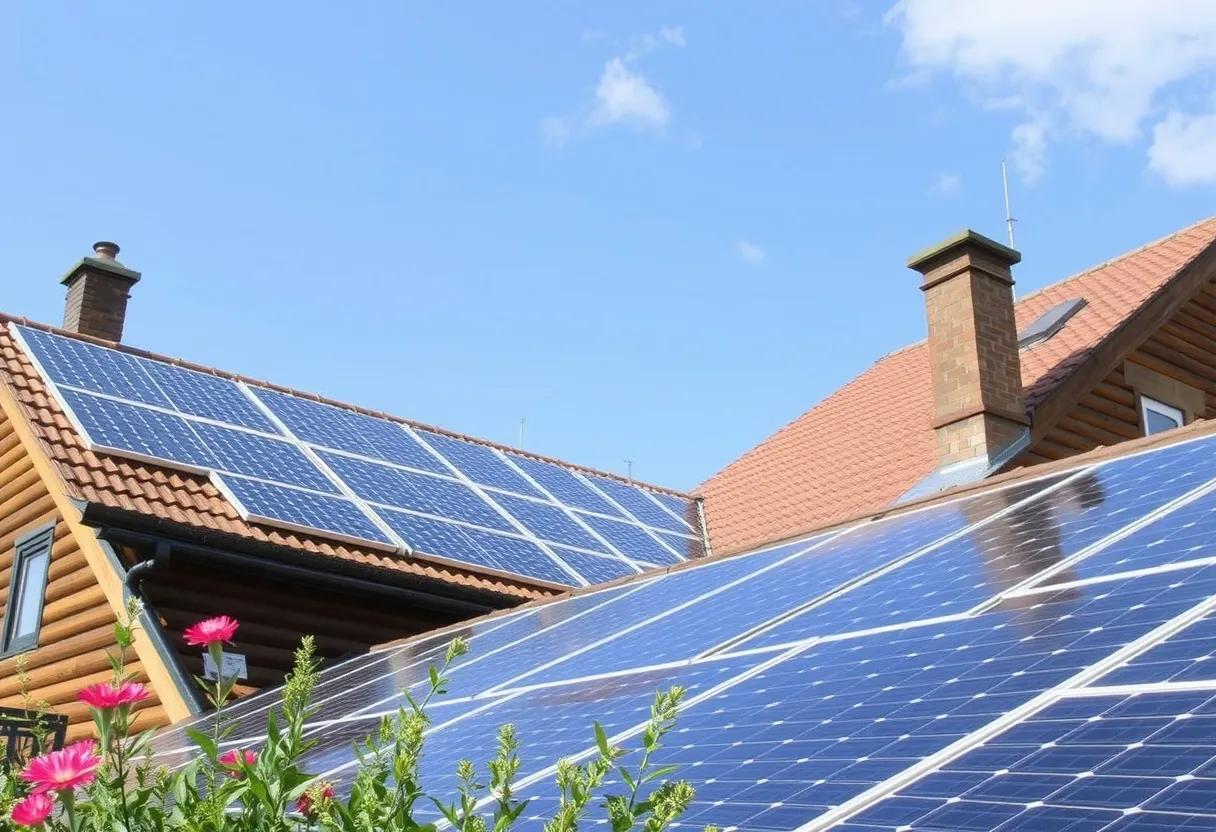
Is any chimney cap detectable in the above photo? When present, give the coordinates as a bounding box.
[92,241,120,260]
[60,241,141,286]
[907,229,1021,272]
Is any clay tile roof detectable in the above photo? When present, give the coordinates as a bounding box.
[0,320,687,602]
[699,217,1216,556]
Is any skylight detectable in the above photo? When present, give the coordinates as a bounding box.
[1017,297,1086,349]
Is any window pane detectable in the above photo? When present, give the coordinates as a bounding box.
[1143,398,1184,436]
[12,550,50,639]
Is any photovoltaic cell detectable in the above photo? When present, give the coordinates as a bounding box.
[576,512,682,565]
[488,492,610,552]
[320,451,514,531]
[846,690,1216,832]
[414,430,546,498]
[18,326,171,407]
[62,389,216,469]
[507,454,623,516]
[216,474,392,547]
[582,474,692,532]
[505,492,1012,688]
[374,506,573,586]
[548,546,638,583]
[134,358,278,432]
[743,437,1216,651]
[1101,610,1216,686]
[651,489,699,527]
[192,422,339,493]
[250,387,449,474]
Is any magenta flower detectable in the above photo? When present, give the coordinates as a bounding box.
[77,681,151,710]
[183,615,239,647]
[10,793,54,826]
[218,748,257,777]
[20,740,102,794]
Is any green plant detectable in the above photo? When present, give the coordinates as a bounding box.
[4,608,704,832]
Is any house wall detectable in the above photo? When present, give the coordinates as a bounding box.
[1019,280,1216,465]
[0,412,170,740]
[138,559,468,700]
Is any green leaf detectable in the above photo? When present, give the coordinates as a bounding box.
[185,728,217,759]
[594,722,611,759]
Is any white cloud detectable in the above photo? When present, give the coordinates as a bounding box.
[541,26,684,145]
[736,240,766,266]
[590,58,670,131]
[1149,105,1216,186]
[1010,121,1047,184]
[887,0,1216,183]
[928,171,960,197]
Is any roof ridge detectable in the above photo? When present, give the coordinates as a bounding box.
[1012,214,1216,306]
[0,313,690,499]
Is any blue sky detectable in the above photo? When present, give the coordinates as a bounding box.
[2,3,1214,491]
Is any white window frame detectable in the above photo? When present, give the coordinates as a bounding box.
[1140,395,1185,436]
[1,522,55,657]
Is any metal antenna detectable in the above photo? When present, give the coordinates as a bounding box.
[517,417,526,450]
[1001,156,1017,249]
[624,458,634,482]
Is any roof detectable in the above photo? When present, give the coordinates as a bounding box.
[0,316,695,602]
[700,216,1216,556]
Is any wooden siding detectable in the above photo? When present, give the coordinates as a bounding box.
[140,560,467,701]
[0,412,170,740]
[1019,279,1216,465]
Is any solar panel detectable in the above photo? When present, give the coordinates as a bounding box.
[413,430,547,498]
[14,324,704,586]
[214,474,393,548]
[320,451,514,531]
[146,430,1216,831]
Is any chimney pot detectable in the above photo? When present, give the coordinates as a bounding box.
[92,241,120,260]
[60,241,142,342]
[907,229,1028,471]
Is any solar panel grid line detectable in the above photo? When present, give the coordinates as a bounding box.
[711,610,978,664]
[322,577,665,721]
[485,489,650,573]
[208,472,398,552]
[996,472,1216,599]
[458,642,820,824]
[399,424,596,587]
[709,465,1097,657]
[789,579,1216,832]
[1065,680,1216,698]
[575,471,697,540]
[1009,555,1216,599]
[476,525,858,698]
[233,380,408,551]
[638,484,697,532]
[487,450,671,567]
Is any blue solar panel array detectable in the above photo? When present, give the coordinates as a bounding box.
[147,425,1216,830]
[14,324,702,587]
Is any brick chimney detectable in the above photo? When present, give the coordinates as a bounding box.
[61,241,141,342]
[907,230,1028,469]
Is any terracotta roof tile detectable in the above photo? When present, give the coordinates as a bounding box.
[700,217,1216,555]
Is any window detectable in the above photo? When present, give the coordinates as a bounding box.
[1,523,55,656]
[1141,396,1185,436]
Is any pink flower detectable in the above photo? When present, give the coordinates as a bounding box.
[20,740,102,794]
[184,615,239,647]
[218,748,256,777]
[77,681,151,709]
[10,793,54,827]
[296,783,336,818]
